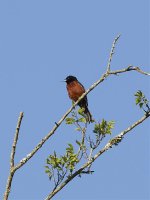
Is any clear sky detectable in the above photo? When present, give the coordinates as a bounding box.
[0,0,149,200]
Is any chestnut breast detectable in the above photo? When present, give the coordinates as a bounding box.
[66,81,85,102]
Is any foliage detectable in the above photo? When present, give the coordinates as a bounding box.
[45,107,115,189]
[65,108,86,125]
[135,90,150,113]
[45,144,79,185]
[93,119,114,135]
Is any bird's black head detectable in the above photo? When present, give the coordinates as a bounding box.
[65,75,78,84]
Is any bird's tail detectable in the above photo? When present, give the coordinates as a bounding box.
[84,107,93,123]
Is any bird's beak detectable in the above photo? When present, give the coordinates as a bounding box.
[61,79,66,82]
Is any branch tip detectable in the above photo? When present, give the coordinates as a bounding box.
[106,34,121,72]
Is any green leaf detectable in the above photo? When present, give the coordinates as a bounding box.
[78,117,86,123]
[65,117,76,124]
[76,140,81,146]
[139,102,143,108]
[75,127,81,131]
[78,107,85,116]
[135,98,141,105]
[61,156,67,163]
[68,143,74,150]
[46,158,50,164]
[54,151,57,157]
[66,144,74,155]
[45,169,50,173]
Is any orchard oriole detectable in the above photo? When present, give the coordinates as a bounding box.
[65,75,92,122]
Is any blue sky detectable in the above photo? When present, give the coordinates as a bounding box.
[0,0,149,200]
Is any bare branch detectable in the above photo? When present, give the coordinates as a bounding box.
[110,65,150,76]
[45,111,150,200]
[10,112,24,168]
[106,34,121,72]
[4,112,24,200]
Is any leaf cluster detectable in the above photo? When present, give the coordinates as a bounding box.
[93,119,115,135]
[65,144,79,172]
[65,108,87,126]
[45,144,79,182]
[135,90,150,112]
[88,119,115,149]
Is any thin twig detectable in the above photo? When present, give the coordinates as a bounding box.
[45,111,150,200]
[10,112,24,168]
[110,65,150,76]
[4,112,24,200]
[106,34,121,72]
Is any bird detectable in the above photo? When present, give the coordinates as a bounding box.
[65,75,92,122]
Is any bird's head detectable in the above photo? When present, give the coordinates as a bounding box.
[64,75,78,84]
